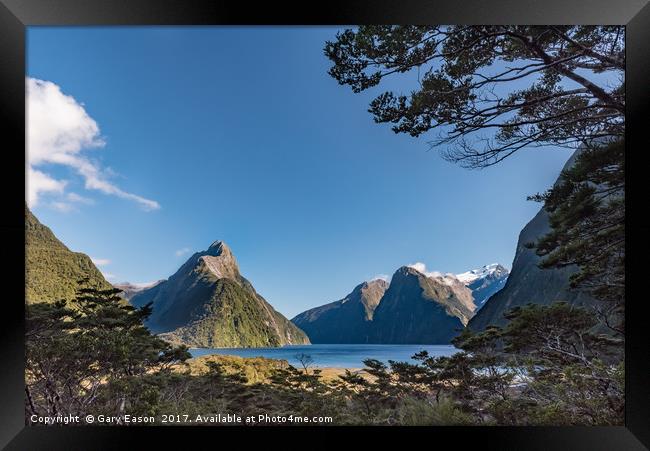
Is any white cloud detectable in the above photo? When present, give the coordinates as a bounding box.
[27,167,66,207]
[408,262,428,274]
[91,257,111,267]
[407,262,456,281]
[369,274,390,282]
[102,272,116,281]
[175,247,190,257]
[26,77,160,211]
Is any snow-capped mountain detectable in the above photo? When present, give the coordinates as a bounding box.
[404,262,509,311]
[457,263,508,284]
[456,263,509,309]
[291,262,509,344]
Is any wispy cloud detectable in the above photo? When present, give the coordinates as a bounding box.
[91,257,111,267]
[66,192,95,205]
[175,247,190,257]
[49,201,75,213]
[369,274,390,282]
[47,192,95,213]
[131,281,158,288]
[102,272,116,281]
[26,77,160,211]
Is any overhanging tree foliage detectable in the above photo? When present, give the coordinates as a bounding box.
[325,26,624,168]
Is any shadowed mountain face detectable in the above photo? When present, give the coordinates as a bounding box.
[291,279,388,344]
[467,210,594,331]
[468,151,595,332]
[368,267,473,344]
[26,206,112,303]
[130,241,310,348]
[293,266,476,344]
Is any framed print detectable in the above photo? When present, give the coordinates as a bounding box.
[1,0,648,449]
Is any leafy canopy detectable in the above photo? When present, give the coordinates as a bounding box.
[325,26,624,168]
[26,285,190,418]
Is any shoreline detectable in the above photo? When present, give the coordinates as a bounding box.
[187,343,460,349]
[186,344,460,372]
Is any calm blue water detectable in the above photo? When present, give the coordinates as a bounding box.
[190,344,459,368]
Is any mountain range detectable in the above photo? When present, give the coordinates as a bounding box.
[291,151,593,342]
[288,278,389,344]
[292,263,508,344]
[26,147,594,347]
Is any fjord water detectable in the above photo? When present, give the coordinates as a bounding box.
[190,344,458,368]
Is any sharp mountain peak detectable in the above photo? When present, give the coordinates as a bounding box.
[197,240,239,280]
[206,240,232,256]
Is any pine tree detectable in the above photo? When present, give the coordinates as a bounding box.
[325,26,624,167]
[25,284,190,420]
[529,139,624,335]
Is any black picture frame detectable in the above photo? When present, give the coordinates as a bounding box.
[1,1,648,449]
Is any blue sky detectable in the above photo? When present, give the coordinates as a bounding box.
[27,27,579,318]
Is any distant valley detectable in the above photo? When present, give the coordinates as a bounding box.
[113,280,164,301]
